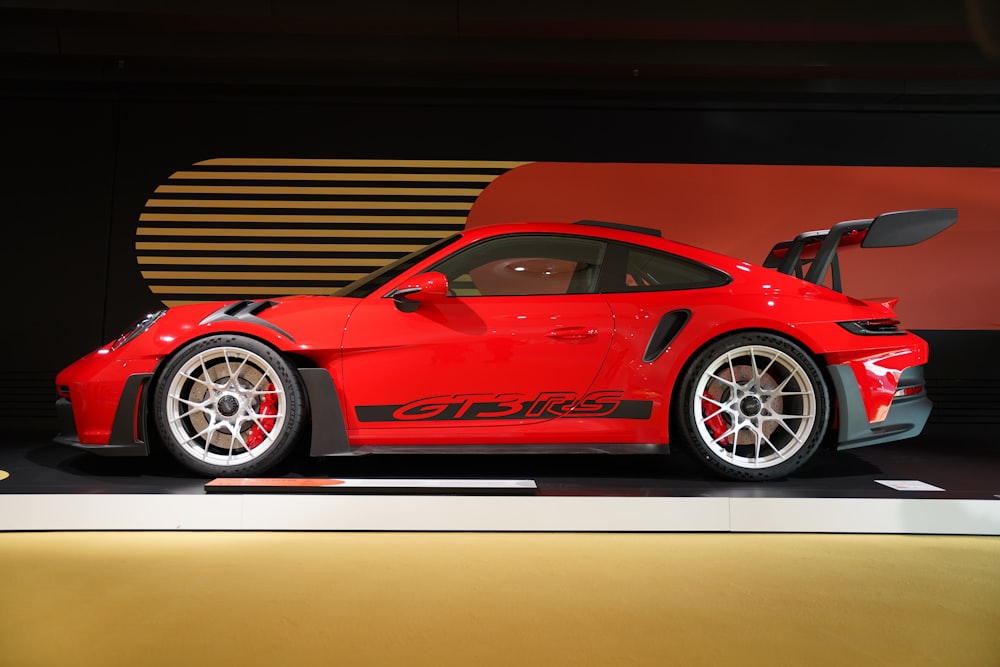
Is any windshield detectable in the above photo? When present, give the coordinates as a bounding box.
[334,234,461,298]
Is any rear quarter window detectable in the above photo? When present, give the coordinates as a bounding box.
[607,244,730,292]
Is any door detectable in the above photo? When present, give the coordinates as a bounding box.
[341,234,614,432]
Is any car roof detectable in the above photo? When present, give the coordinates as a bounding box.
[461,220,662,244]
[458,221,730,265]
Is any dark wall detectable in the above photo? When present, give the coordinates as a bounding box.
[5,98,117,427]
[3,87,999,430]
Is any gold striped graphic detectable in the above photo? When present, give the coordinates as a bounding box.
[137,228,448,238]
[170,171,502,182]
[140,213,461,224]
[137,158,529,305]
[155,185,484,196]
[137,242,426,252]
[149,285,339,295]
[137,256,390,267]
[143,271,366,281]
[144,199,474,210]
[195,158,527,168]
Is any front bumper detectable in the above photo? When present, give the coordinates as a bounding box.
[54,373,153,456]
[829,365,931,450]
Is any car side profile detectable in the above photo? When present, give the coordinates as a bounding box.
[55,209,957,480]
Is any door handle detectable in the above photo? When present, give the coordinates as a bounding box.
[546,326,599,340]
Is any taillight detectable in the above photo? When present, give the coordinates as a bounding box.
[838,319,902,335]
[894,385,924,397]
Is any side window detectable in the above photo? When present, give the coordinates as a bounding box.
[431,235,606,296]
[611,245,730,292]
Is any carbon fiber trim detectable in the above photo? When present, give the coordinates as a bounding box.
[830,365,931,450]
[301,368,351,456]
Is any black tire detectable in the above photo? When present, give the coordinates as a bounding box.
[153,334,306,477]
[676,332,829,481]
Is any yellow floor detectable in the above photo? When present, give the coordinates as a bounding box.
[1,532,998,666]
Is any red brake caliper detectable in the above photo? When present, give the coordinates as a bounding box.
[245,383,277,450]
[701,394,731,447]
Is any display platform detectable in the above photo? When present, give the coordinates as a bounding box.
[1,432,998,534]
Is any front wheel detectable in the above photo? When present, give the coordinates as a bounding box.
[153,335,306,477]
[677,333,829,481]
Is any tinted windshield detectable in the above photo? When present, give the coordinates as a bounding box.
[334,234,461,298]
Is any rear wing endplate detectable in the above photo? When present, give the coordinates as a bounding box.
[762,208,957,292]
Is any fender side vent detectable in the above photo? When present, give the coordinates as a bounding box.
[201,300,293,342]
[248,300,277,316]
[643,310,691,362]
[222,300,277,317]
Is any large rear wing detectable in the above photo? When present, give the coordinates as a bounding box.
[762,208,958,292]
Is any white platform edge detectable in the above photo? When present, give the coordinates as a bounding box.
[1,494,998,534]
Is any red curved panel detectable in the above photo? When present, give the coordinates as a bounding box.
[467,163,999,330]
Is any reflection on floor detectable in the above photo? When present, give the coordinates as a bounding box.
[0,431,998,534]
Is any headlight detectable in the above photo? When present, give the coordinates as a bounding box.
[109,310,167,351]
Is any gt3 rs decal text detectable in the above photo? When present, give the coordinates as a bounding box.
[355,390,653,423]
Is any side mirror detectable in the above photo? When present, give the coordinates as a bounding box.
[392,271,450,312]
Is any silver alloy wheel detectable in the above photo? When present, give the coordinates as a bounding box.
[164,345,288,468]
[692,344,817,470]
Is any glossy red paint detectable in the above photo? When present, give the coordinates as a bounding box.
[55,219,938,478]
[57,350,160,444]
[396,271,450,302]
[56,299,349,445]
[341,292,614,431]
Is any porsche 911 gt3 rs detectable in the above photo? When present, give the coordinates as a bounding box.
[55,209,957,480]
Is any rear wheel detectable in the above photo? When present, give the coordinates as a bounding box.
[153,335,306,477]
[677,333,829,480]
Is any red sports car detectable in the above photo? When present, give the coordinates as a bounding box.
[55,209,956,480]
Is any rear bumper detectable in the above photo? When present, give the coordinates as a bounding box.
[830,365,931,450]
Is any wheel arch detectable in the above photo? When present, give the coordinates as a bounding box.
[666,326,834,442]
[147,329,297,401]
[264,350,351,456]
[146,330,351,467]
[667,326,834,480]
